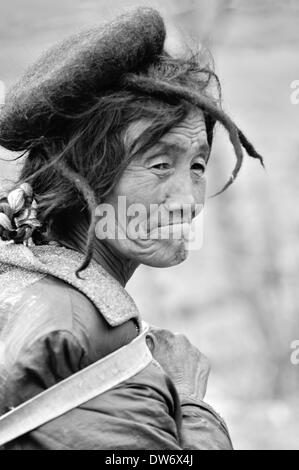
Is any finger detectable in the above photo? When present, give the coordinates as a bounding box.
[174,333,192,347]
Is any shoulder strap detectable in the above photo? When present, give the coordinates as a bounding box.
[0,322,152,447]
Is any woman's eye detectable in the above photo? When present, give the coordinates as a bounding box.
[191,162,206,176]
[152,163,171,171]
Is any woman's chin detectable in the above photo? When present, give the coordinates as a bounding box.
[106,237,190,268]
[138,241,190,268]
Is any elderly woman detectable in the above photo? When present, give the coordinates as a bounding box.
[0,8,263,450]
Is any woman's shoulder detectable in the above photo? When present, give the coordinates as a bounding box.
[1,275,89,343]
[2,272,139,368]
[0,274,139,411]
[0,275,90,411]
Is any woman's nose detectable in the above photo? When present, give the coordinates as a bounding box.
[164,191,197,223]
[164,174,197,212]
[163,198,197,224]
[162,169,206,222]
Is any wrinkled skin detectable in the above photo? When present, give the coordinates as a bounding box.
[146,326,211,402]
[98,110,209,268]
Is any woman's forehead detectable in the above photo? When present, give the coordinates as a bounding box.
[124,109,207,154]
[165,111,208,149]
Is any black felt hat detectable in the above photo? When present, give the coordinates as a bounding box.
[0,8,166,151]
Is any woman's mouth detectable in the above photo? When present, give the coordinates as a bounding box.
[148,222,192,240]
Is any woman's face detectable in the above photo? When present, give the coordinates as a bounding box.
[95,110,209,268]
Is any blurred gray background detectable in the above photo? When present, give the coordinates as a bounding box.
[1,0,299,450]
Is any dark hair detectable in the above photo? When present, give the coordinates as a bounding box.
[0,52,264,277]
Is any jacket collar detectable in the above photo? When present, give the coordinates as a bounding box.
[0,243,141,329]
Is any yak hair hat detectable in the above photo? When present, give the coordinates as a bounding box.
[0,7,166,152]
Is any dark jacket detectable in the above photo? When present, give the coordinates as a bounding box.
[0,244,232,450]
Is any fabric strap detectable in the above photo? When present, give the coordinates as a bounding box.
[0,322,152,447]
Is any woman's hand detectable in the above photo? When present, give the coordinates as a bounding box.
[146,326,211,403]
